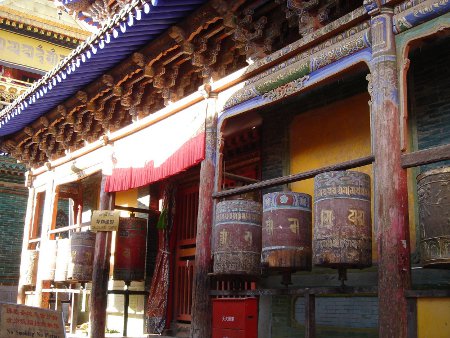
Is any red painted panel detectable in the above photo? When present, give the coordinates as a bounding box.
[212,298,258,337]
[212,328,246,338]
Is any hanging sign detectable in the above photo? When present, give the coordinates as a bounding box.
[0,302,65,338]
[90,210,120,232]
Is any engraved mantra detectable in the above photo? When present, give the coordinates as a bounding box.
[320,209,366,226]
[265,217,300,235]
[216,212,261,223]
[315,185,370,198]
[315,238,365,249]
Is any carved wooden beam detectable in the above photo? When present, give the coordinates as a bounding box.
[86,74,115,101]
[111,52,145,86]
[0,139,16,154]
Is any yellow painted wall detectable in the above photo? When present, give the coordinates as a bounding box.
[115,188,139,214]
[417,298,450,338]
[289,93,376,260]
[0,29,71,72]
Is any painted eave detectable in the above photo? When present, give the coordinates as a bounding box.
[0,0,207,137]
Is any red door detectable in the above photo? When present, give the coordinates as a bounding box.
[174,184,199,323]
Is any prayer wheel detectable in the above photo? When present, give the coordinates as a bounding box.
[214,199,262,276]
[262,191,312,270]
[313,171,372,269]
[417,167,450,268]
[40,240,57,280]
[54,238,70,282]
[114,216,147,281]
[67,231,96,282]
[23,250,38,286]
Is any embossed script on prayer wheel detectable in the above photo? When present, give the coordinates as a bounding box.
[23,250,38,286]
[214,200,262,276]
[114,216,147,281]
[313,171,372,268]
[40,240,57,280]
[417,167,450,268]
[67,231,96,282]
[54,238,70,282]
[262,192,312,270]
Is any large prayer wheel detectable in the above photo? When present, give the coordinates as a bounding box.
[54,238,70,282]
[40,240,57,280]
[114,216,147,281]
[214,199,262,276]
[417,167,450,268]
[67,231,96,282]
[23,250,38,286]
[262,191,312,270]
[313,171,372,269]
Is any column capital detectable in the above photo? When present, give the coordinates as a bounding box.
[199,83,218,99]
[364,0,382,16]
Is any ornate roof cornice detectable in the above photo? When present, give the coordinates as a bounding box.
[0,5,91,41]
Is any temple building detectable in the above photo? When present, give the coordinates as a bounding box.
[0,0,449,337]
[0,0,90,304]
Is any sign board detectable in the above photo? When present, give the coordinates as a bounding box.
[90,210,120,232]
[0,30,71,72]
[0,302,65,338]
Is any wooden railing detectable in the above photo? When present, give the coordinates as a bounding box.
[0,75,33,107]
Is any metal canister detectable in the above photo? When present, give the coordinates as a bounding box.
[114,216,147,281]
[313,171,372,268]
[262,191,312,270]
[67,231,96,282]
[40,240,57,280]
[214,199,262,276]
[417,167,450,268]
[54,238,71,282]
[22,250,38,286]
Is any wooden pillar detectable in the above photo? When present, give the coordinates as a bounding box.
[34,175,56,308]
[190,87,217,338]
[17,185,36,304]
[89,174,115,338]
[369,7,411,338]
[305,292,316,338]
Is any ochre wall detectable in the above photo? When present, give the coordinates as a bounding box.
[115,188,139,213]
[289,92,375,259]
[417,298,450,338]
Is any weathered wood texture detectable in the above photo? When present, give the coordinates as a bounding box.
[89,175,115,338]
[369,8,411,338]
[209,286,378,296]
[401,143,450,168]
[190,93,217,338]
[305,293,316,338]
[407,298,417,338]
[34,178,57,308]
[213,155,374,198]
[17,187,35,304]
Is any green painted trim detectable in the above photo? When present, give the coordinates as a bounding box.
[255,63,311,94]
[396,12,450,56]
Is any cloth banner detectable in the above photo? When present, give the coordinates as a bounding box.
[146,185,175,334]
[105,102,206,192]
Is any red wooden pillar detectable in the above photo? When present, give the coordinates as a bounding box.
[89,174,115,338]
[190,86,217,338]
[369,7,411,338]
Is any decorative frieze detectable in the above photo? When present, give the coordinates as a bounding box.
[224,28,369,109]
[393,0,450,33]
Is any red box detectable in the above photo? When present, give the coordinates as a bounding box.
[212,328,246,338]
[212,298,258,338]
